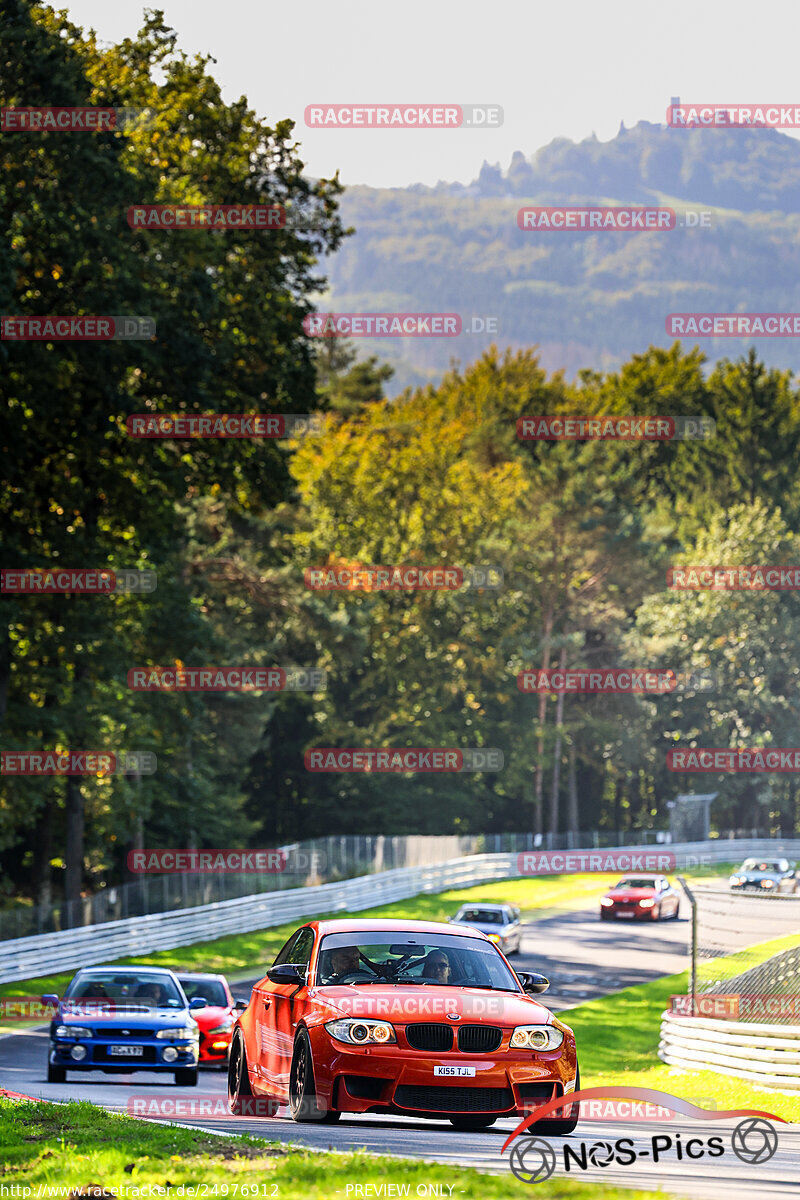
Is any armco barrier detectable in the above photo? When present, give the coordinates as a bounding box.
[658,1011,800,1089]
[0,853,515,984]
[1,837,798,984]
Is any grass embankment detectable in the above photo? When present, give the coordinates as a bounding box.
[561,926,800,1123]
[0,1098,691,1198]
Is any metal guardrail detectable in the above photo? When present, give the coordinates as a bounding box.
[0,853,516,984]
[658,1011,800,1089]
[0,827,681,941]
[2,836,798,985]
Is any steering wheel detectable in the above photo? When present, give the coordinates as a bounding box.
[447,976,472,986]
[335,969,375,982]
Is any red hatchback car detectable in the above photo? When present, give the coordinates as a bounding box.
[228,918,580,1132]
[177,973,249,1067]
[600,875,680,921]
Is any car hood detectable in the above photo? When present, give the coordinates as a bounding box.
[737,871,781,882]
[57,1003,193,1028]
[306,984,553,1026]
[450,920,509,934]
[607,888,656,900]
[190,1005,232,1030]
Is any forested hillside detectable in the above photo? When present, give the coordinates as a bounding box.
[328,122,800,386]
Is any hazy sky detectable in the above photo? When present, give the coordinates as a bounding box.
[61,0,799,188]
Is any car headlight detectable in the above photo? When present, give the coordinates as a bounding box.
[761,879,776,888]
[55,1025,93,1039]
[730,876,743,884]
[207,1019,234,1034]
[324,1019,396,1045]
[156,1026,198,1040]
[510,1025,564,1050]
[487,933,501,943]
[639,898,655,908]
[600,897,614,907]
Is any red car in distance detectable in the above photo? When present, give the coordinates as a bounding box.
[177,973,249,1067]
[228,918,580,1132]
[600,875,681,921]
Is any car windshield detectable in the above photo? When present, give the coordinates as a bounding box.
[178,978,228,1007]
[455,908,504,924]
[316,932,520,990]
[742,860,782,872]
[614,879,656,890]
[64,972,184,1008]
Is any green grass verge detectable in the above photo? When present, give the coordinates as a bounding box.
[561,926,800,1123]
[0,873,630,1001]
[1,1098,690,1199]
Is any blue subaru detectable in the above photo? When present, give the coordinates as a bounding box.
[45,965,203,1085]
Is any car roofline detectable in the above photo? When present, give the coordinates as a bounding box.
[314,917,491,939]
[71,965,179,976]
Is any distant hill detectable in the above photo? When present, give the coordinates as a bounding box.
[325,121,800,391]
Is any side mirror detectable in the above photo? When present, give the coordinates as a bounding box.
[267,964,305,985]
[189,996,208,1010]
[518,971,550,995]
[233,996,250,1011]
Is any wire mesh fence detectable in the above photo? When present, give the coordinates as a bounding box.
[682,881,800,1024]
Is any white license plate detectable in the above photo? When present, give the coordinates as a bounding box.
[616,911,634,918]
[434,1065,476,1077]
[109,1044,144,1056]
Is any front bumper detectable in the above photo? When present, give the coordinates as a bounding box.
[50,1039,198,1072]
[306,1025,577,1117]
[602,904,656,919]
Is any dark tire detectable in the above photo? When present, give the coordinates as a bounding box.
[599,910,611,920]
[174,1067,198,1086]
[448,1115,497,1130]
[533,1067,580,1135]
[228,1029,253,1114]
[289,1028,340,1122]
[47,1063,66,1083]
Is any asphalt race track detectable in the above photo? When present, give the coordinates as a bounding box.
[3,900,798,1197]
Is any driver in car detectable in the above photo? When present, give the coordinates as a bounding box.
[422,951,451,982]
[324,945,361,982]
